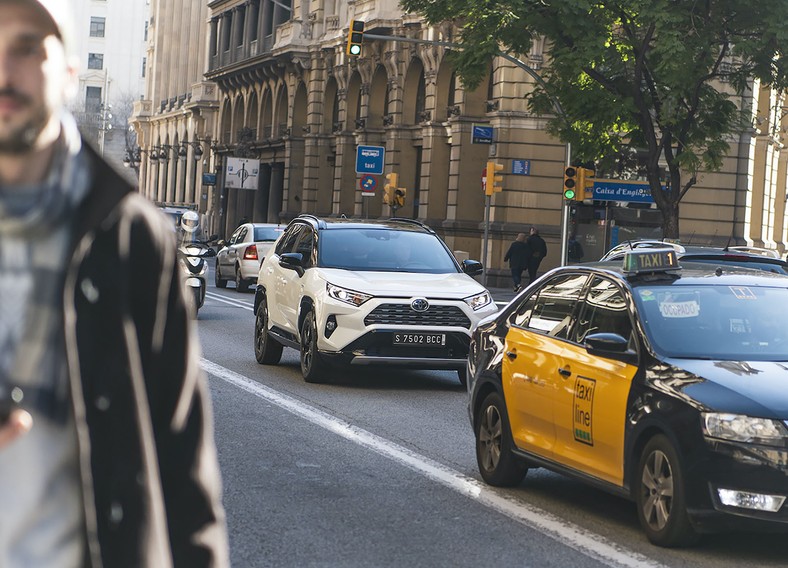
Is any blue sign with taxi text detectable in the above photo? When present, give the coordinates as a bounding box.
[355,145,385,175]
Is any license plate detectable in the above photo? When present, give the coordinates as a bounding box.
[392,333,446,346]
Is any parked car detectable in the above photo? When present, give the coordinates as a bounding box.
[468,249,788,547]
[253,215,498,384]
[600,239,788,274]
[215,223,284,292]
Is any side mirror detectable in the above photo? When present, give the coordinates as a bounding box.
[462,259,484,276]
[585,332,637,364]
[279,252,305,276]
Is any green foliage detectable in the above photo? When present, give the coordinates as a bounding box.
[400,0,788,236]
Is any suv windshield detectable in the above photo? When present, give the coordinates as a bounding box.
[254,227,283,241]
[318,228,460,273]
[634,284,788,361]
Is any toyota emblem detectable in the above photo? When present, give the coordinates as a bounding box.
[411,298,430,312]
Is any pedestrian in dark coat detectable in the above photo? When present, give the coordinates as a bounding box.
[526,226,548,284]
[503,233,531,291]
[0,2,229,566]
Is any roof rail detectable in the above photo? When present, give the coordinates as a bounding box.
[296,213,327,229]
[388,217,435,234]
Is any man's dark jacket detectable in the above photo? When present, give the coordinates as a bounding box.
[63,145,228,567]
[504,240,531,270]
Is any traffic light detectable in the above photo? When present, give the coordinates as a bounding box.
[485,161,504,196]
[578,167,595,201]
[384,172,398,206]
[563,166,578,200]
[394,187,406,208]
[346,20,364,56]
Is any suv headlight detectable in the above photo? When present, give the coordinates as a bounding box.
[702,413,787,446]
[326,283,372,307]
[464,291,493,311]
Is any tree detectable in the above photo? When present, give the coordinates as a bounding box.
[400,0,788,237]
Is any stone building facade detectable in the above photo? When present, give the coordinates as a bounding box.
[131,0,788,283]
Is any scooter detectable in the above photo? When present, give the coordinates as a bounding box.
[178,240,216,315]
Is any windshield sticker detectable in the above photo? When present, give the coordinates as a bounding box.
[573,376,595,446]
[729,286,757,300]
[729,318,751,334]
[658,300,700,318]
[638,290,656,302]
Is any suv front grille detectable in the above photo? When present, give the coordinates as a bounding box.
[364,304,471,328]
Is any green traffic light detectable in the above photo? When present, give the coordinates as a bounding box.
[564,189,576,200]
[349,44,361,56]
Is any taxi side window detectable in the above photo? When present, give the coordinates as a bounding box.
[523,273,588,339]
[575,276,633,346]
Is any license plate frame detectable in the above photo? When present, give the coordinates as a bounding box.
[392,332,446,347]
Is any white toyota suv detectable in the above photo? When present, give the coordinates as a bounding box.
[253,215,498,385]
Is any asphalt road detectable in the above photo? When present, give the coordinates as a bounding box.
[197,273,788,568]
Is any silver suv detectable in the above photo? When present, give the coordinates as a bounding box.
[253,216,498,385]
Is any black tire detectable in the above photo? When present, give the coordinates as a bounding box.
[475,391,528,486]
[254,298,283,365]
[300,311,328,383]
[235,265,249,292]
[457,367,468,388]
[214,260,227,289]
[636,434,700,548]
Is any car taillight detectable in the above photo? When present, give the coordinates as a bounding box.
[243,246,258,261]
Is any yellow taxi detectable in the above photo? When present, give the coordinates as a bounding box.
[467,249,788,547]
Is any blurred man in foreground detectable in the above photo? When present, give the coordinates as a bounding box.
[0,1,229,566]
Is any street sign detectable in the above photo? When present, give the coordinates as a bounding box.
[592,180,660,203]
[225,158,260,189]
[512,159,530,175]
[481,167,487,192]
[355,145,385,175]
[202,173,217,186]
[359,174,377,196]
[472,124,493,144]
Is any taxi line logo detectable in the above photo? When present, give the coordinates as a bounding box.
[573,376,595,446]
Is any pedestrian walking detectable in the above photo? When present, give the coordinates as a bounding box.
[503,232,531,291]
[0,2,229,566]
[526,226,548,284]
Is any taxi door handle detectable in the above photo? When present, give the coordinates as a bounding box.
[558,367,571,378]
[505,351,517,360]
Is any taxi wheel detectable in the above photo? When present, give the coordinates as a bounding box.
[235,266,249,293]
[300,311,329,384]
[215,261,227,288]
[475,392,527,487]
[636,435,699,548]
[254,299,283,365]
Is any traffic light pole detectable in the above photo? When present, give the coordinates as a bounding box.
[561,142,571,267]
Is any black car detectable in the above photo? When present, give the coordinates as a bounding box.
[600,239,788,274]
[468,249,788,547]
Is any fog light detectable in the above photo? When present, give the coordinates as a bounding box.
[717,488,785,512]
[325,315,337,338]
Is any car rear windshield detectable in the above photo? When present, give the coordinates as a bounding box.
[680,255,788,275]
[318,228,459,273]
[634,284,788,360]
[254,227,283,241]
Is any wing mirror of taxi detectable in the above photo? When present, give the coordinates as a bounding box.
[462,259,484,276]
[585,333,638,364]
[280,252,305,276]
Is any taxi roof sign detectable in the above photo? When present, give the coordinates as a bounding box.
[623,248,681,275]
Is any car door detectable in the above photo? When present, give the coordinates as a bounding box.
[220,226,243,274]
[503,273,588,459]
[227,225,249,269]
[265,223,302,330]
[281,226,315,332]
[552,275,639,486]
[272,224,309,334]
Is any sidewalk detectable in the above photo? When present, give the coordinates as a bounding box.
[488,286,519,306]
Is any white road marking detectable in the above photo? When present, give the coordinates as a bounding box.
[205,291,254,310]
[202,358,665,568]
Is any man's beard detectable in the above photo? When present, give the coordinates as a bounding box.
[0,91,50,155]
